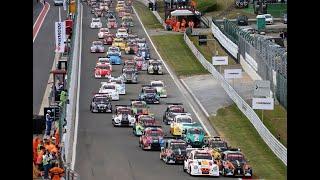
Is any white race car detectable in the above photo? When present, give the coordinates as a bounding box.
[170,113,193,136]
[98,28,110,39]
[112,105,136,127]
[90,41,105,53]
[98,57,111,65]
[99,3,109,11]
[99,82,120,100]
[90,18,102,29]
[147,60,163,75]
[109,77,126,95]
[116,28,128,39]
[107,46,121,57]
[183,148,219,177]
[150,80,167,98]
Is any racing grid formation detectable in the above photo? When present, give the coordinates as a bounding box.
[75,0,252,179]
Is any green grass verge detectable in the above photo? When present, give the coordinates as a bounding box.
[189,34,237,65]
[133,1,163,29]
[195,0,218,13]
[255,104,287,147]
[210,104,286,179]
[151,35,208,77]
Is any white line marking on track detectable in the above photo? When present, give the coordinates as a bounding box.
[33,2,50,42]
[132,6,211,136]
[71,3,83,170]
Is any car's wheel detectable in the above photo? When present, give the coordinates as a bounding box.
[189,167,193,176]
[183,164,186,172]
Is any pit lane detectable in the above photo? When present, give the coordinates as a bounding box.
[74,1,230,180]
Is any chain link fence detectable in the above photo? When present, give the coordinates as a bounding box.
[212,19,287,109]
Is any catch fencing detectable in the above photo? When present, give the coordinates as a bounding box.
[183,33,287,166]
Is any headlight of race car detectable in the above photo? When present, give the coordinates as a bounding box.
[114,118,120,123]
[212,166,218,171]
[194,165,198,169]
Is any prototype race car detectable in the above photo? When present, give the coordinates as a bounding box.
[163,103,186,125]
[107,18,118,29]
[220,149,252,177]
[107,52,122,65]
[170,113,193,136]
[98,28,110,39]
[90,18,102,29]
[150,80,167,98]
[183,148,220,177]
[132,114,157,136]
[131,99,149,118]
[205,136,229,153]
[121,67,138,83]
[99,82,120,100]
[183,127,206,148]
[138,85,160,104]
[112,38,127,50]
[160,139,187,164]
[123,60,138,72]
[107,46,121,57]
[90,41,105,53]
[147,60,163,75]
[116,27,129,39]
[90,93,112,113]
[103,33,114,45]
[112,105,135,127]
[97,57,111,65]
[94,62,112,78]
[137,47,151,60]
[139,127,164,150]
[109,77,126,95]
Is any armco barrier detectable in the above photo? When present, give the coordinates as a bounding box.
[183,33,287,166]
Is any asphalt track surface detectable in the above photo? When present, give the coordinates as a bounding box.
[75,2,229,180]
[33,0,43,23]
[33,2,66,114]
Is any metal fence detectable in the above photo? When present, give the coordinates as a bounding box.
[183,32,287,166]
[212,19,287,109]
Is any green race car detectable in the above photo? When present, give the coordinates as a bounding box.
[183,126,206,148]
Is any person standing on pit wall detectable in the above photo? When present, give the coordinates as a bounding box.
[59,89,68,107]
[45,110,53,136]
[42,150,52,180]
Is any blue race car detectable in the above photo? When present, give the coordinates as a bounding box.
[107,52,122,65]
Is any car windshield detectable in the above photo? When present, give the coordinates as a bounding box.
[145,89,156,94]
[265,15,272,18]
[103,85,115,90]
[109,47,119,51]
[194,153,212,160]
[137,39,146,43]
[227,154,245,162]
[115,39,123,42]
[151,61,161,65]
[118,29,127,33]
[93,19,100,22]
[126,61,135,65]
[170,107,184,113]
[172,143,187,150]
[177,117,192,123]
[151,82,163,87]
[93,41,102,45]
[125,70,134,74]
[132,102,145,108]
[99,59,109,63]
[211,142,228,149]
[109,19,116,22]
[100,29,108,32]
[97,65,110,69]
[146,130,163,136]
[188,128,203,134]
[93,97,108,103]
[118,108,131,114]
[108,52,118,56]
[111,79,122,84]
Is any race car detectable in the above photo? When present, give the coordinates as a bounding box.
[94,8,104,17]
[103,33,114,45]
[183,127,206,148]
[139,127,164,150]
[134,55,148,71]
[112,105,135,127]
[97,57,111,65]
[112,38,127,50]
[160,139,187,164]
[170,113,193,136]
[98,28,110,39]
[150,80,167,98]
[90,93,112,113]
[131,99,149,118]
[121,16,134,27]
[124,41,139,54]
[99,82,120,100]
[136,38,147,48]
[107,18,118,29]
[99,3,109,11]
[132,114,157,136]
[90,18,102,29]
[90,41,105,53]
[123,60,138,73]
[118,9,126,18]
[105,11,115,19]
[162,103,186,125]
[137,47,151,60]
[109,77,126,95]
[115,3,125,12]
[107,46,121,57]
[127,34,138,41]
[220,149,252,177]
[116,27,129,39]
[107,52,122,65]
[121,67,138,83]
[138,85,160,104]
[94,62,112,78]
[147,60,163,75]
[183,148,220,177]
[205,136,229,153]
[90,3,98,13]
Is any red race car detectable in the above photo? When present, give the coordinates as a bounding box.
[103,33,114,45]
[134,55,147,71]
[139,127,164,150]
[107,18,117,29]
[94,62,112,78]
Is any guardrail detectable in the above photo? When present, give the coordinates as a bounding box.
[183,33,287,166]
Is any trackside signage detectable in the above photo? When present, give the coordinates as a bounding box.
[212,56,228,65]
[55,22,66,53]
[224,69,242,79]
[252,98,274,110]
